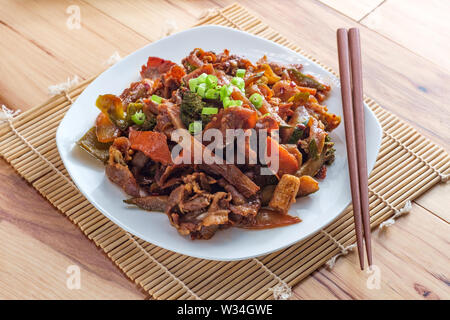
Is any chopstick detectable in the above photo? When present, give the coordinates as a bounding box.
[348,29,372,267]
[336,28,372,269]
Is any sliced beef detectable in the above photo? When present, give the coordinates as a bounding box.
[217,179,246,205]
[105,137,140,197]
[199,163,259,198]
[124,195,168,212]
[181,193,211,213]
[157,164,193,189]
[230,198,260,217]
[120,79,153,107]
[140,57,176,80]
[214,50,255,75]
[158,65,186,98]
[272,80,301,102]
[181,48,217,73]
[156,101,185,137]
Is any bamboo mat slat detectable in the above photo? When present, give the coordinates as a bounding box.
[1,4,449,300]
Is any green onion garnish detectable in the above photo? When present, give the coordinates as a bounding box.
[196,73,207,83]
[262,113,271,117]
[188,78,198,92]
[205,88,219,100]
[231,77,245,90]
[202,107,218,115]
[249,93,263,109]
[223,97,231,108]
[236,69,246,78]
[219,85,233,101]
[223,99,243,108]
[151,94,162,104]
[196,83,206,98]
[188,121,202,134]
[205,74,218,88]
[131,110,146,125]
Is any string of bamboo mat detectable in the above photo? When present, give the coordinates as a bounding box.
[1,3,449,300]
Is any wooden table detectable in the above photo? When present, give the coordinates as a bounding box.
[0,0,449,300]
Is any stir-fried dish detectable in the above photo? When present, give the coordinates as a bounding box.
[78,48,341,240]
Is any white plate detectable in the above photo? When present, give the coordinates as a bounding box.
[56,25,382,261]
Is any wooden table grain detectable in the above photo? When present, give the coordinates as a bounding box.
[0,0,449,300]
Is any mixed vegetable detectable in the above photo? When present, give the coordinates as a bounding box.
[78,48,341,240]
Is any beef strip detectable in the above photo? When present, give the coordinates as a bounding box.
[124,195,168,212]
[156,101,185,137]
[140,57,176,80]
[199,163,259,198]
[157,164,193,188]
[217,179,246,205]
[158,65,186,98]
[105,137,141,197]
[181,193,211,213]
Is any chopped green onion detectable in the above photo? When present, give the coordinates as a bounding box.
[205,74,218,88]
[131,110,146,125]
[236,69,246,78]
[151,94,162,104]
[223,97,231,108]
[188,121,202,134]
[219,85,233,101]
[231,77,245,90]
[188,78,198,92]
[196,83,206,98]
[223,99,243,108]
[196,73,207,83]
[202,107,218,115]
[205,88,219,100]
[262,113,271,117]
[249,93,263,109]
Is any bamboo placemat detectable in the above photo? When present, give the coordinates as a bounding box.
[1,3,449,300]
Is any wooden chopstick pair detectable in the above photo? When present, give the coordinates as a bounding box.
[337,28,372,270]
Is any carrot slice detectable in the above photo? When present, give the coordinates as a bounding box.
[296,86,317,95]
[256,64,281,84]
[129,130,172,165]
[266,136,299,177]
